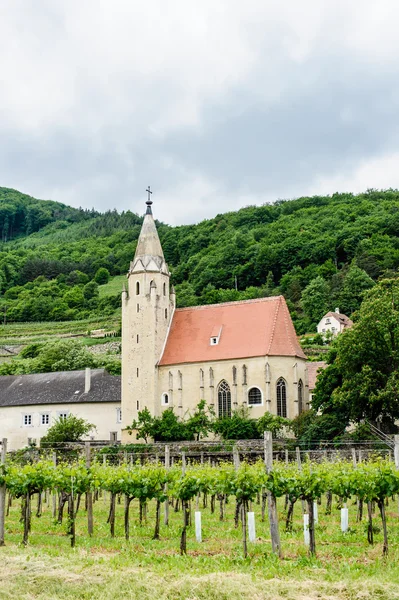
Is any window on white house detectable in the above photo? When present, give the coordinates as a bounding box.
[110,431,118,442]
[325,318,331,324]
[322,329,326,333]
[331,327,336,331]
[116,408,122,423]
[57,411,69,421]
[41,413,50,425]
[248,387,262,405]
[23,414,32,426]
[161,393,169,406]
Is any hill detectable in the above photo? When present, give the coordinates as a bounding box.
[0,186,98,241]
[0,188,399,332]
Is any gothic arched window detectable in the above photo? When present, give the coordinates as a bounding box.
[248,387,262,405]
[298,379,303,414]
[136,281,140,295]
[276,378,287,418]
[218,380,231,418]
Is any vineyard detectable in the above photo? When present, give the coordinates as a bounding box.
[1,447,399,561]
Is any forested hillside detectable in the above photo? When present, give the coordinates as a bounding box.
[1,187,399,331]
[0,187,97,241]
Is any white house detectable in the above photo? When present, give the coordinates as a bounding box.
[0,368,121,450]
[317,309,353,338]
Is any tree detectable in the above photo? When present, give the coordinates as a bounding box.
[34,339,95,372]
[313,278,399,429]
[337,264,374,315]
[83,280,99,301]
[300,276,330,324]
[126,407,155,443]
[213,407,260,440]
[256,412,291,437]
[40,414,95,448]
[186,400,215,440]
[94,268,110,285]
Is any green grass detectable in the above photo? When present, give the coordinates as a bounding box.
[2,495,399,599]
[98,275,126,298]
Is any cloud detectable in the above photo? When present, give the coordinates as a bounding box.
[0,1,399,224]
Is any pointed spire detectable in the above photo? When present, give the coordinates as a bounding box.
[129,188,169,275]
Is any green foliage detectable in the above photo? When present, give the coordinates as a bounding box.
[291,409,347,446]
[1,188,399,329]
[40,414,95,448]
[256,412,291,437]
[301,276,330,324]
[185,400,215,441]
[313,278,399,427]
[94,267,110,285]
[213,407,260,440]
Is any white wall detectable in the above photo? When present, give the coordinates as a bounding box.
[0,402,121,451]
[317,315,342,336]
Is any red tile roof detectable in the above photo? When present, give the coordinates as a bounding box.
[323,312,353,328]
[307,361,327,390]
[159,296,306,366]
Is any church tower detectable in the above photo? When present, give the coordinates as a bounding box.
[121,189,175,441]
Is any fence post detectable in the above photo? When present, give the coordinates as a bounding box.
[351,447,357,467]
[296,446,306,514]
[394,436,399,516]
[394,435,399,469]
[0,438,7,546]
[264,431,281,556]
[233,446,240,471]
[164,445,170,526]
[181,451,186,475]
[52,452,57,519]
[85,442,94,536]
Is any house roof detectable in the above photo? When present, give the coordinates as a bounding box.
[0,368,121,408]
[323,312,353,328]
[307,361,327,391]
[159,296,306,366]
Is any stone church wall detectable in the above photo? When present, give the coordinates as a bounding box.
[156,355,308,420]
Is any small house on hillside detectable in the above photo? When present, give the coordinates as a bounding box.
[317,309,353,338]
[0,368,121,450]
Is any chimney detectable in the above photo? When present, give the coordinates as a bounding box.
[85,367,91,393]
[335,308,340,314]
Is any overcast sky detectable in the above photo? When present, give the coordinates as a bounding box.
[1,1,399,225]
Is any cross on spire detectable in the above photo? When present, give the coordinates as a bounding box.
[145,186,153,214]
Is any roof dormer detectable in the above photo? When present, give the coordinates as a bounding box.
[210,326,222,346]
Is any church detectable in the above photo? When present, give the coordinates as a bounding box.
[0,196,309,450]
[121,196,309,442]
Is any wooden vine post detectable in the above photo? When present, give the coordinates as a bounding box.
[0,438,7,546]
[164,445,170,526]
[85,442,94,536]
[394,435,399,517]
[296,446,306,514]
[180,451,189,555]
[264,431,281,556]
